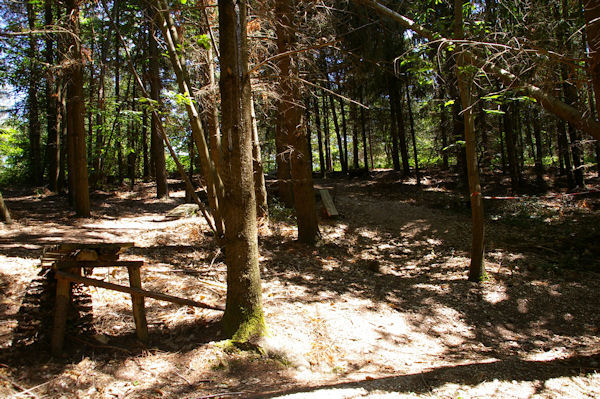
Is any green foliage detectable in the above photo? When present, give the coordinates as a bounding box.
[0,120,27,185]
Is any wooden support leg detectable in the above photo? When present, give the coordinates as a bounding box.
[128,265,148,344]
[51,275,71,356]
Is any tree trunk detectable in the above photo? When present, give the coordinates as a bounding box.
[250,96,269,221]
[148,6,169,198]
[351,102,359,169]
[438,86,449,170]
[142,108,149,179]
[313,97,326,176]
[329,95,346,173]
[65,0,90,217]
[503,102,521,191]
[275,0,320,244]
[0,192,12,224]
[405,80,420,185]
[455,0,485,281]
[322,92,332,173]
[360,90,369,170]
[340,97,349,172]
[532,110,546,185]
[388,80,401,172]
[218,0,265,342]
[27,0,42,185]
[44,0,59,192]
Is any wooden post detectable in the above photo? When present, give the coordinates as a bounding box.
[127,265,148,344]
[51,275,71,356]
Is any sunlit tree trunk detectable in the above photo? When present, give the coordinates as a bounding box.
[148,5,169,198]
[275,0,320,243]
[27,0,42,185]
[454,0,485,281]
[44,0,60,192]
[219,0,265,341]
[65,0,90,217]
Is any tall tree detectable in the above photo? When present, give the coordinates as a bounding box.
[275,0,320,244]
[147,4,169,198]
[65,0,90,217]
[26,0,42,185]
[219,0,265,341]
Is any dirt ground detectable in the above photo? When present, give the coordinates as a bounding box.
[0,170,599,398]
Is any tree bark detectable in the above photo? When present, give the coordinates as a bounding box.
[0,192,12,224]
[275,0,320,244]
[148,5,169,198]
[65,0,90,217]
[250,96,269,221]
[313,97,326,176]
[329,95,346,173]
[44,0,59,192]
[218,0,265,341]
[27,0,42,185]
[454,0,485,281]
[360,90,369,169]
[405,80,420,185]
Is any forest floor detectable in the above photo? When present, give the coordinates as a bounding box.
[0,168,599,398]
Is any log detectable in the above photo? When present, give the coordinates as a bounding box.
[54,260,145,269]
[51,275,71,356]
[56,271,225,311]
[128,265,149,344]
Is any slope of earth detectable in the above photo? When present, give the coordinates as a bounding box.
[0,173,598,398]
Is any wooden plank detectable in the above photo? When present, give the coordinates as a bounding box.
[54,260,145,269]
[128,265,149,344]
[43,242,134,253]
[319,189,339,217]
[51,276,71,356]
[56,271,225,311]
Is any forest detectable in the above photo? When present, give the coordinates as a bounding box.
[0,0,599,397]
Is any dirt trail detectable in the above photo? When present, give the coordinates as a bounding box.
[0,176,599,398]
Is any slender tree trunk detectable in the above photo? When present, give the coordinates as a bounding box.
[503,102,521,191]
[532,110,546,185]
[438,86,449,170]
[65,0,90,217]
[329,95,346,173]
[313,97,325,176]
[360,90,369,170]
[142,109,149,179]
[340,97,349,172]
[351,102,359,169]
[0,192,11,224]
[405,80,420,185]
[322,92,332,173]
[388,83,401,171]
[44,0,59,192]
[218,0,265,341]
[148,6,169,198]
[250,96,269,220]
[455,0,485,281]
[27,0,42,185]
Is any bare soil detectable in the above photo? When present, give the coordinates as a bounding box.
[0,170,599,399]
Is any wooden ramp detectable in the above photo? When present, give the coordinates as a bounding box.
[319,189,339,218]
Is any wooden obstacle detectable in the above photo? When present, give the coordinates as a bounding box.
[319,189,339,218]
[43,242,223,356]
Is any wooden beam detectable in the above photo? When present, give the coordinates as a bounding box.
[56,271,225,311]
[54,260,145,269]
[319,189,339,218]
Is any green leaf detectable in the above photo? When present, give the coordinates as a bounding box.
[444,100,455,107]
[483,109,505,115]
